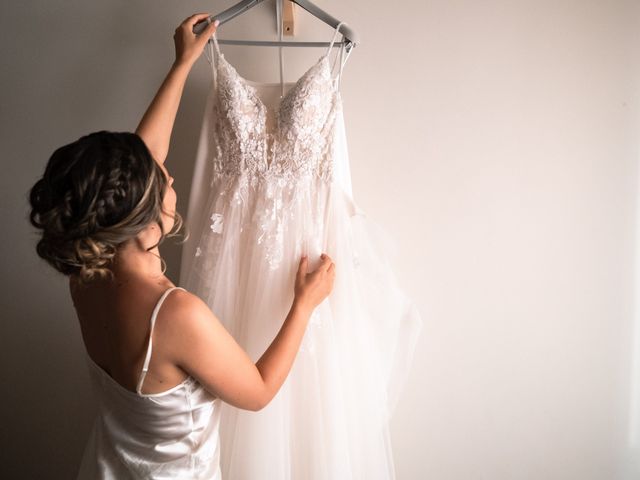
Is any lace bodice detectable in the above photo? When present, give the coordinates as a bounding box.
[193,24,353,272]
[205,25,352,186]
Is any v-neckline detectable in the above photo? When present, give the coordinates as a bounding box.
[216,51,333,116]
[215,51,337,172]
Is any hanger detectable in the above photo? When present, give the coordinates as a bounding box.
[192,0,358,53]
[197,0,356,99]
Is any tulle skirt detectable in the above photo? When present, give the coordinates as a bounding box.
[181,172,422,480]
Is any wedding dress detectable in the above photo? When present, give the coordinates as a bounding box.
[179,22,422,480]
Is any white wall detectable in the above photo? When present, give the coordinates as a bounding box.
[1,0,638,478]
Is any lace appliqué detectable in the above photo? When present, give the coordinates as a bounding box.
[210,213,224,234]
[211,53,338,185]
[203,51,342,270]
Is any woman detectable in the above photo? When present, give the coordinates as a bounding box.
[28,13,335,479]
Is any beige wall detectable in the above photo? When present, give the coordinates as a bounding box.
[1,0,639,478]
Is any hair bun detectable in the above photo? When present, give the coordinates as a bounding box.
[28,131,186,284]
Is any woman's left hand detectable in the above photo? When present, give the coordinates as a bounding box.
[173,13,219,68]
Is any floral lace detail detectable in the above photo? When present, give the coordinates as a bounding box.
[210,48,339,186]
[209,213,224,234]
[197,36,345,271]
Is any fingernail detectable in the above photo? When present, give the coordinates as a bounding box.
[213,19,220,26]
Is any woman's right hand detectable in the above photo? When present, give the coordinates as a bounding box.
[294,254,336,312]
[174,254,336,412]
[173,13,219,68]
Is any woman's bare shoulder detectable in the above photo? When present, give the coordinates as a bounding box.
[155,288,223,365]
[156,287,218,333]
[164,288,210,315]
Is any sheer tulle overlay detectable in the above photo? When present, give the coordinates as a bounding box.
[179,26,422,480]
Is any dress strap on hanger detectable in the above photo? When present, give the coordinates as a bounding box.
[327,22,352,90]
[277,0,285,98]
[211,26,221,56]
[326,21,346,57]
[204,28,221,91]
[336,42,353,90]
[330,40,342,74]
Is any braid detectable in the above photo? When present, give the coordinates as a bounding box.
[27,131,185,284]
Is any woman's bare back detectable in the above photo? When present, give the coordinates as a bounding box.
[69,275,191,395]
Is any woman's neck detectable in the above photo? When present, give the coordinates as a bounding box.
[111,228,167,282]
[71,226,169,288]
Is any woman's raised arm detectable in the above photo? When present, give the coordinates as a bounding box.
[135,13,218,165]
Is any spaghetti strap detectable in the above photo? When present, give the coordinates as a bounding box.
[211,28,221,56]
[336,42,353,90]
[326,22,353,90]
[325,22,346,57]
[136,286,187,395]
[276,0,285,98]
[204,26,221,90]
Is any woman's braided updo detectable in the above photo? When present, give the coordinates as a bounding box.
[28,131,186,284]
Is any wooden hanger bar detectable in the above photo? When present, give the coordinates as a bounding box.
[283,0,295,36]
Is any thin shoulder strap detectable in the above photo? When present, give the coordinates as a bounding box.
[336,43,353,90]
[204,25,222,90]
[277,0,285,98]
[325,22,346,57]
[326,22,353,90]
[136,286,186,395]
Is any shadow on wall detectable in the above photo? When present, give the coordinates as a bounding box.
[4,3,205,479]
